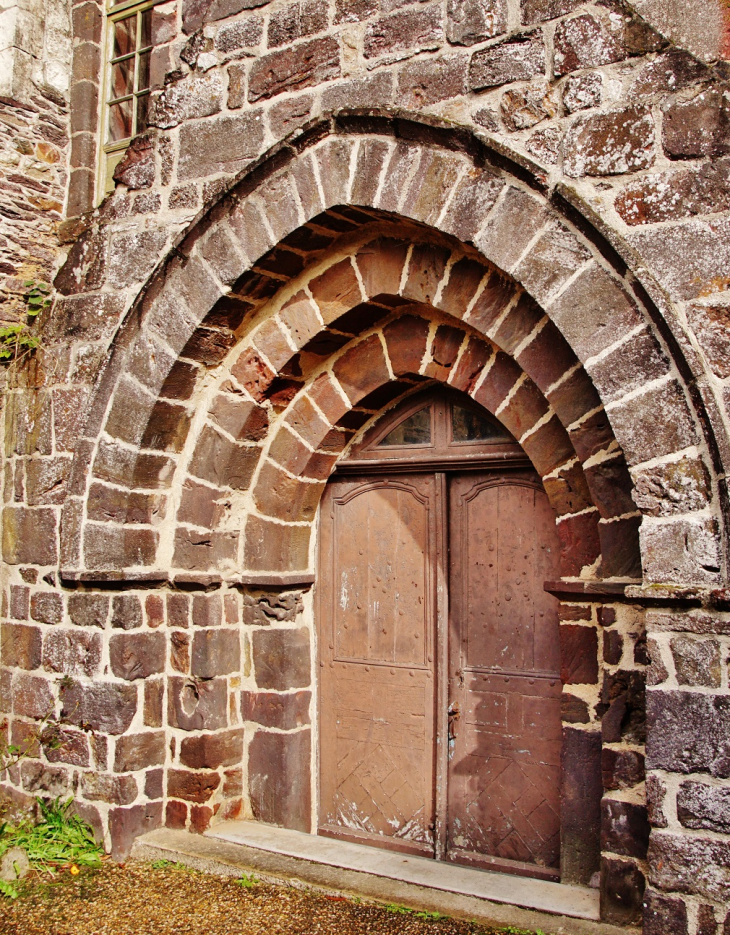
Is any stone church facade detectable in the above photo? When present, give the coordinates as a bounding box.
[1,0,730,931]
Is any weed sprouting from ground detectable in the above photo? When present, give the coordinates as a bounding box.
[0,797,103,882]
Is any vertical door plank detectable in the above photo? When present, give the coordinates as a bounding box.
[447,473,562,880]
[319,476,437,857]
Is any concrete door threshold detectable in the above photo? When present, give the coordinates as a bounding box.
[132,822,636,935]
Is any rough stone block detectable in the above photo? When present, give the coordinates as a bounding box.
[601,798,649,859]
[109,632,166,681]
[548,264,642,363]
[252,628,310,691]
[628,216,730,303]
[109,802,162,861]
[180,729,245,769]
[112,732,166,774]
[81,772,138,806]
[561,693,590,724]
[687,302,730,379]
[447,0,506,45]
[469,32,545,90]
[241,690,311,729]
[249,36,340,102]
[244,516,311,572]
[602,748,644,791]
[649,832,730,904]
[13,673,54,719]
[332,335,391,405]
[364,5,442,59]
[188,425,260,490]
[2,507,57,565]
[520,0,583,24]
[646,690,730,778]
[560,625,598,685]
[168,676,228,731]
[43,630,102,678]
[191,629,241,678]
[663,90,730,160]
[30,592,63,625]
[554,14,623,75]
[600,855,645,926]
[670,636,721,688]
[248,728,311,832]
[615,161,730,227]
[640,517,721,587]
[601,669,645,745]
[563,107,655,177]
[401,151,464,227]
[561,726,601,885]
[677,781,730,834]
[178,112,264,180]
[1,623,42,670]
[61,682,137,735]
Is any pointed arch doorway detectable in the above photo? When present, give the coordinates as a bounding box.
[317,388,562,882]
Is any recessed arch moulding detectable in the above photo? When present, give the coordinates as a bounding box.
[56,119,726,592]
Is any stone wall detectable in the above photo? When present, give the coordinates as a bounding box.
[0,0,72,324]
[1,0,730,931]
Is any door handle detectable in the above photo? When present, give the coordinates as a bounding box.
[448,701,461,740]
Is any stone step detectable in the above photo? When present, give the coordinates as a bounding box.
[132,822,637,935]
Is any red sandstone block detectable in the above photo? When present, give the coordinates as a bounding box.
[557,510,602,577]
[191,628,241,678]
[309,259,363,324]
[188,425,261,489]
[401,150,463,226]
[230,347,276,401]
[401,242,450,305]
[172,527,238,570]
[466,270,517,335]
[253,461,325,523]
[472,351,522,413]
[315,138,356,208]
[542,462,594,517]
[491,292,544,355]
[547,366,602,428]
[253,318,294,373]
[560,625,599,685]
[435,257,488,319]
[449,337,493,393]
[279,291,322,350]
[332,335,391,405]
[244,515,311,572]
[285,395,331,447]
[1,623,42,670]
[248,36,340,102]
[167,768,221,803]
[166,800,188,829]
[180,729,245,769]
[383,315,430,377]
[424,324,466,381]
[355,239,409,300]
[496,378,550,440]
[516,319,577,392]
[521,414,575,476]
[241,690,311,729]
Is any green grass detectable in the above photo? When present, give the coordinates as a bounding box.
[150,859,195,873]
[0,797,103,889]
[235,873,259,889]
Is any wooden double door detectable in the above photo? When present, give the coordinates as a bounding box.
[317,393,563,880]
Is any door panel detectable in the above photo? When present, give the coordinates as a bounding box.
[318,476,438,856]
[447,474,562,880]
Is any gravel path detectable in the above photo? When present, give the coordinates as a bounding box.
[0,861,537,935]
